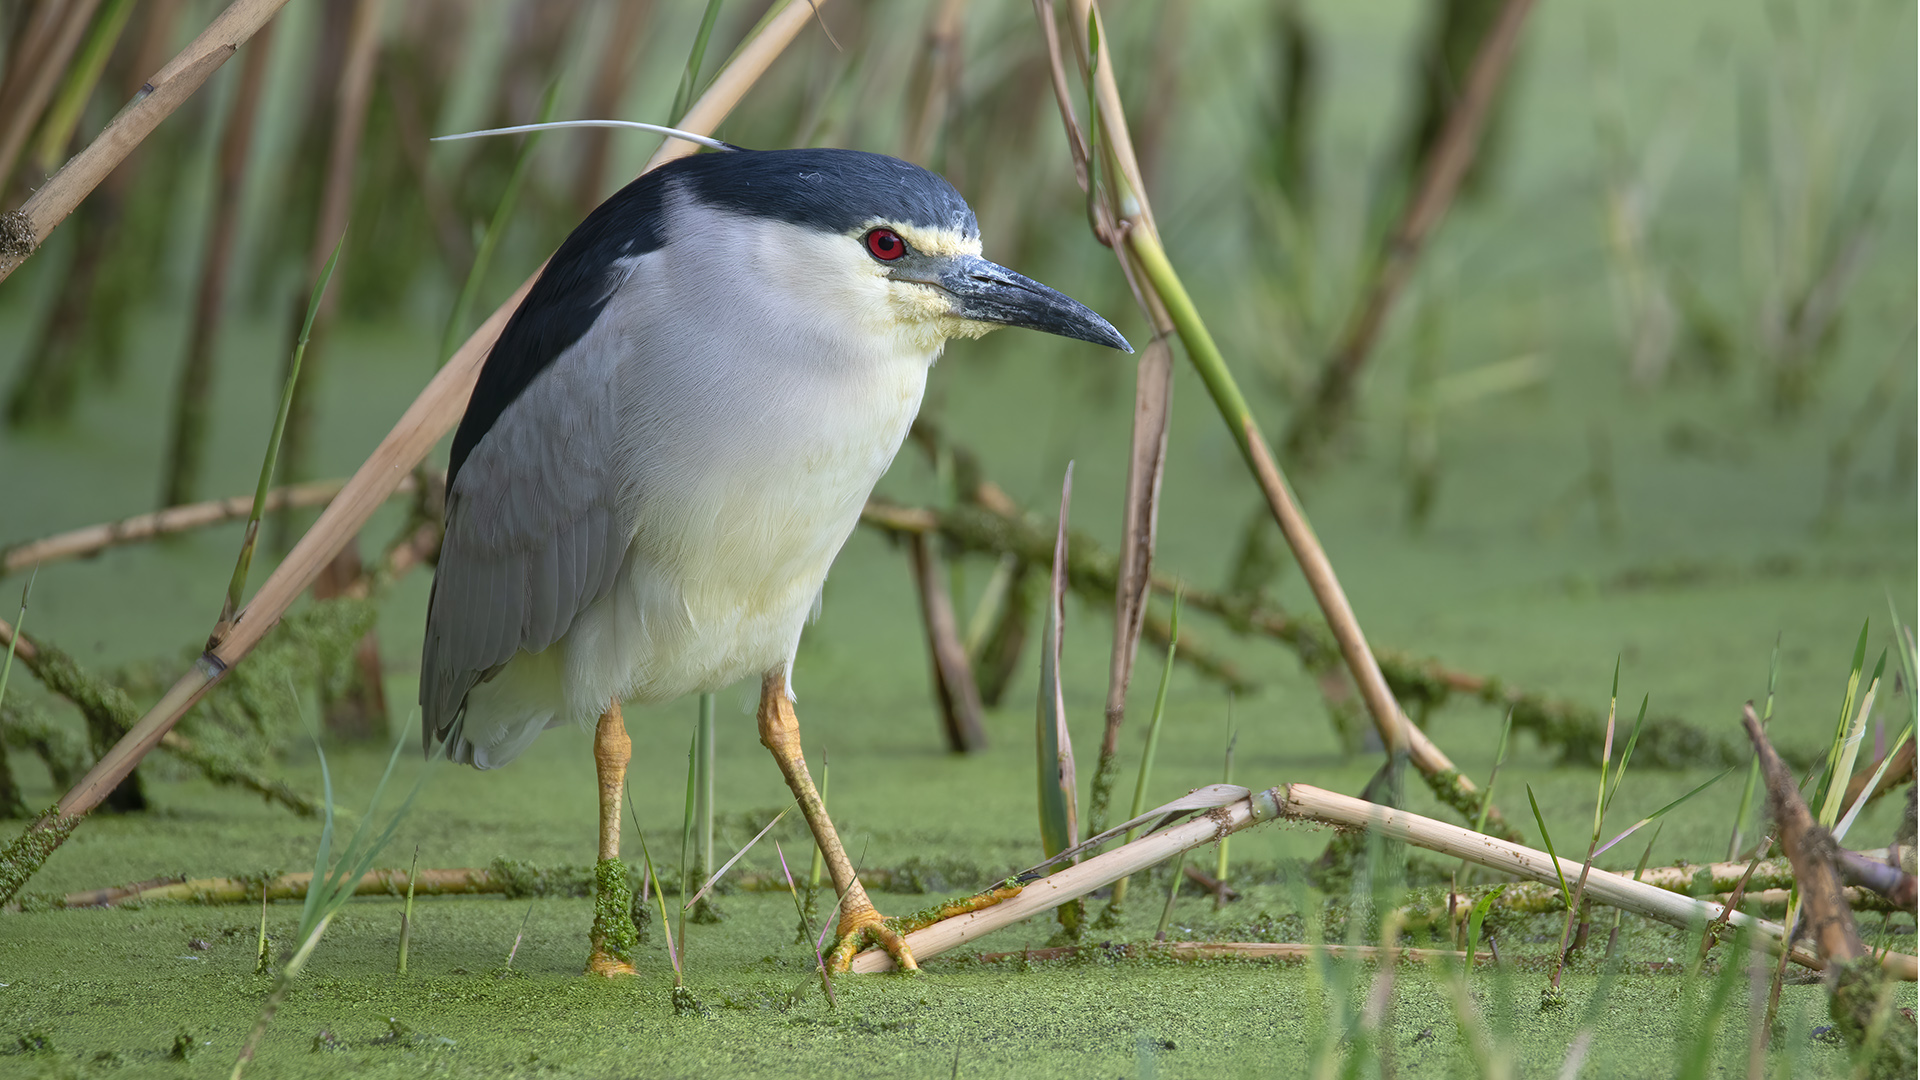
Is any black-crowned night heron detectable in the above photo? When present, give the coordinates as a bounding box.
[421,145,1129,976]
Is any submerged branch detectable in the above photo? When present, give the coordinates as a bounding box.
[1,477,421,577]
[0,617,317,816]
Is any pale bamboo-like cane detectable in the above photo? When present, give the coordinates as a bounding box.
[0,0,833,908]
[850,783,1917,978]
[1,478,426,575]
[0,0,296,284]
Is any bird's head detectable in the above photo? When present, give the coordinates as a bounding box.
[660,148,1133,356]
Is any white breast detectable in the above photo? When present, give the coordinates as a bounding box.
[547,198,939,715]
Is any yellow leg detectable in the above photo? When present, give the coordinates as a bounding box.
[586,702,637,977]
[758,671,917,973]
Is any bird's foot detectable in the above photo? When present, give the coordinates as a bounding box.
[826,903,917,974]
[828,879,1028,973]
[585,947,636,978]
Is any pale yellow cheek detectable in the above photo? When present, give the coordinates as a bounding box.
[881,280,1002,353]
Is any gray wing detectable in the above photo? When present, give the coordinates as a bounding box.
[420,333,634,754]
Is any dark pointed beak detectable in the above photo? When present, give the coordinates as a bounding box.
[923,254,1133,352]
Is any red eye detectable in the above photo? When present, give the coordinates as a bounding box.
[865,227,907,261]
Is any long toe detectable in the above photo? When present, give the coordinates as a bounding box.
[828,903,917,974]
[585,948,637,978]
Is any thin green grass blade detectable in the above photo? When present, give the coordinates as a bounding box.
[696,692,715,891]
[633,827,680,980]
[1590,666,1621,843]
[438,82,559,364]
[807,755,828,890]
[671,0,728,124]
[678,729,697,958]
[1526,785,1572,909]
[1474,708,1515,836]
[1126,591,1180,831]
[1465,884,1506,964]
[1214,719,1236,896]
[1676,929,1749,1080]
[1036,464,1078,860]
[1819,650,1884,826]
[225,233,343,625]
[0,569,36,713]
[1888,596,1917,728]
[1605,694,1649,814]
[1811,619,1871,820]
[1835,719,1913,843]
[1730,641,1782,859]
[685,806,789,909]
[1111,594,1179,908]
[1594,768,1735,858]
[299,738,337,939]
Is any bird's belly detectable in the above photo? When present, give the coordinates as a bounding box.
[560,346,930,710]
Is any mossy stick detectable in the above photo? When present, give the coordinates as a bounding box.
[2,478,422,577]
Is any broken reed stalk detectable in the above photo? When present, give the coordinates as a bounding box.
[907,532,988,752]
[1122,227,1512,835]
[0,0,295,283]
[848,782,1918,976]
[159,18,278,508]
[0,0,831,909]
[1108,594,1179,913]
[1035,464,1082,942]
[2,477,420,576]
[1743,703,1919,1071]
[1283,0,1537,467]
[976,941,1490,965]
[1030,2,1504,830]
[1029,1,1187,840]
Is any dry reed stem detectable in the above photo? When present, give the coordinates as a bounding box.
[1033,0,1501,832]
[0,0,103,190]
[904,0,969,168]
[0,0,294,283]
[644,0,826,175]
[1743,704,1863,968]
[1,478,421,575]
[1286,0,1537,464]
[160,18,277,508]
[907,533,988,753]
[1842,739,1916,813]
[851,787,1286,972]
[275,0,386,503]
[0,0,830,909]
[1032,0,1179,836]
[572,0,655,214]
[975,941,1490,965]
[860,484,1646,778]
[850,781,1915,977]
[1280,782,1915,980]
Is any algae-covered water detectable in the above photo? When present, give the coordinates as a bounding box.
[2,0,1916,1075]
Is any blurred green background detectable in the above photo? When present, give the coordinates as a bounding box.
[0,0,1913,1075]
